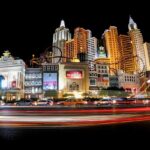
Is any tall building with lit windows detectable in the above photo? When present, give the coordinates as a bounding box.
[128,16,146,73]
[119,34,136,73]
[143,42,150,71]
[87,37,97,62]
[64,39,75,62]
[74,27,90,61]
[103,26,120,74]
[52,20,71,63]
[64,28,97,64]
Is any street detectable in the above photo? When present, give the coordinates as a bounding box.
[1,106,150,127]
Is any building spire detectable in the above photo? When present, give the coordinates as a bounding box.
[128,15,137,30]
[60,20,65,27]
[129,16,134,24]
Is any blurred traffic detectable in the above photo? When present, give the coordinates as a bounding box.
[1,96,150,107]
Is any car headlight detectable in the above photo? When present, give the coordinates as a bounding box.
[112,100,116,104]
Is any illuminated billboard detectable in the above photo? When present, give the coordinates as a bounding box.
[1,72,18,89]
[43,73,58,90]
[66,71,83,79]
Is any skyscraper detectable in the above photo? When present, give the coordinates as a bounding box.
[103,26,120,74]
[128,16,146,73]
[52,20,71,63]
[87,36,97,71]
[119,34,136,73]
[87,37,97,62]
[64,28,96,63]
[143,42,150,71]
[74,27,89,53]
[64,39,75,62]
[74,27,90,61]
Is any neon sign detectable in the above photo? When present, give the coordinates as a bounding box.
[66,71,82,79]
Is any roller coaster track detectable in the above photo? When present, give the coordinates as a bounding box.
[30,46,146,76]
[30,46,149,96]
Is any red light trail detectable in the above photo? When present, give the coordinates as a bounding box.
[0,107,150,127]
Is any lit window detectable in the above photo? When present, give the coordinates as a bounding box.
[90,79,96,85]
[43,66,46,71]
[47,66,50,71]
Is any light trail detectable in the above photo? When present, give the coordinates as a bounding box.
[1,107,150,115]
[0,113,150,127]
[1,107,150,127]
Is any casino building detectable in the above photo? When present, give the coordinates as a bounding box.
[24,68,43,99]
[0,51,25,100]
[59,62,89,97]
[24,62,89,99]
[40,62,89,98]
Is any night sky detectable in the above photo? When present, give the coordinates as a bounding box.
[0,1,149,63]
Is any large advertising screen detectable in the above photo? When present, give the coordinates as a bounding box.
[1,72,18,89]
[43,73,58,90]
[66,71,82,79]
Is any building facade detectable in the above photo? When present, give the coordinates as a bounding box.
[119,34,136,73]
[103,26,120,73]
[74,27,90,62]
[52,20,71,63]
[144,42,150,71]
[109,76,119,88]
[59,62,89,96]
[96,63,109,88]
[128,16,146,73]
[25,68,42,99]
[42,64,59,97]
[0,51,25,100]
[118,70,140,93]
[89,69,98,89]
[87,37,97,62]
[24,63,89,98]
[64,39,75,62]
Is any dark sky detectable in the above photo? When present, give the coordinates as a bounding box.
[0,1,149,63]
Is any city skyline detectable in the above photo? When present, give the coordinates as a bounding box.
[0,2,149,61]
[1,2,150,145]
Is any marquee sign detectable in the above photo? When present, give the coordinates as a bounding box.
[66,71,83,79]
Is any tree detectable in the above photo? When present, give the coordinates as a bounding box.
[44,90,58,98]
[99,89,130,97]
[62,93,74,98]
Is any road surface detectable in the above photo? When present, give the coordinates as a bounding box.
[1,106,150,127]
